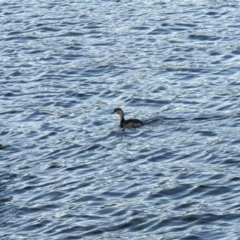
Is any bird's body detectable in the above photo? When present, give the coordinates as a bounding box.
[112,108,143,128]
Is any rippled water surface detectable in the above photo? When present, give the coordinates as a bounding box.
[1,0,240,239]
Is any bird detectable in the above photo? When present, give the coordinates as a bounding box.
[111,108,143,128]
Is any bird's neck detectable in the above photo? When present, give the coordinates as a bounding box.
[119,112,125,122]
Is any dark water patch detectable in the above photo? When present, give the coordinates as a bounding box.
[194,130,217,137]
[39,27,61,32]
[188,34,220,41]
[0,143,8,150]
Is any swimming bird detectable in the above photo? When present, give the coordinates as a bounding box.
[111,108,143,128]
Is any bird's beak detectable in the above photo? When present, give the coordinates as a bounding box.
[111,111,115,114]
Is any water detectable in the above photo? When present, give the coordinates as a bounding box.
[1,0,240,239]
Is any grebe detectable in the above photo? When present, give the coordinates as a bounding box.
[111,108,143,128]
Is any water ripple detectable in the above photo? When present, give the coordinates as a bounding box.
[1,0,240,239]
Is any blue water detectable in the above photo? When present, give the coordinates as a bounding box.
[1,0,240,239]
